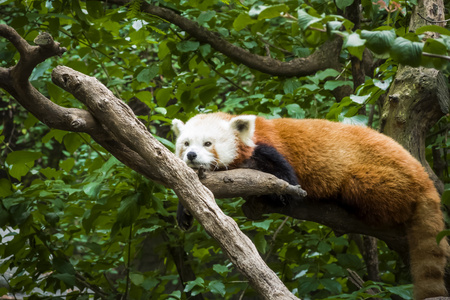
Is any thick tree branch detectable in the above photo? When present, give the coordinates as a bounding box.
[0,26,299,298]
[0,25,164,184]
[107,0,342,77]
[199,169,408,257]
[380,0,449,194]
[0,23,419,297]
[51,65,299,300]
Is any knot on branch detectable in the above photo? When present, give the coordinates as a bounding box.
[33,32,67,57]
[70,118,86,129]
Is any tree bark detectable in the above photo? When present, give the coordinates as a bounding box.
[380,0,449,194]
[0,25,299,300]
[106,0,343,78]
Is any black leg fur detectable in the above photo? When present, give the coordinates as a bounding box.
[177,202,193,230]
[176,143,299,228]
[241,143,299,207]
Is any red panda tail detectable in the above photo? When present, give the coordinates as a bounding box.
[407,192,449,300]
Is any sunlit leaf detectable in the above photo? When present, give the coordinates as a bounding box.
[258,4,289,20]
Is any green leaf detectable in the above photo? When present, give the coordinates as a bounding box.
[318,241,331,253]
[117,194,140,227]
[233,13,256,31]
[442,189,450,205]
[336,0,354,10]
[6,150,42,165]
[421,39,448,69]
[298,277,319,295]
[208,280,226,296]
[176,41,200,52]
[344,32,366,60]
[40,167,63,179]
[198,11,216,25]
[0,178,13,198]
[297,10,321,30]
[323,80,353,91]
[283,78,301,94]
[253,232,267,253]
[327,21,343,33]
[142,277,159,290]
[213,264,230,276]
[52,273,76,286]
[320,278,342,294]
[336,253,363,269]
[156,88,173,107]
[42,129,67,143]
[136,64,159,83]
[63,132,83,154]
[24,113,39,129]
[350,94,370,104]
[86,0,104,18]
[6,150,42,180]
[252,219,273,230]
[416,25,450,36]
[83,182,102,198]
[136,91,153,107]
[385,285,414,298]
[185,277,204,292]
[258,4,289,20]
[130,273,145,286]
[361,29,396,56]
[60,158,75,173]
[389,37,423,67]
[373,78,392,90]
[53,257,75,275]
[315,68,341,81]
[436,229,450,244]
[0,205,9,227]
[322,263,346,277]
[286,104,305,119]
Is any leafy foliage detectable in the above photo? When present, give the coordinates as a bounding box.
[0,0,449,299]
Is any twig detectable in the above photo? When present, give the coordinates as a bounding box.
[422,52,450,61]
[265,217,290,261]
[417,12,449,23]
[257,34,295,56]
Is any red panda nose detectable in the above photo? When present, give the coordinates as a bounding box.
[187,151,197,161]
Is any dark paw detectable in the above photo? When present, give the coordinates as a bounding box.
[177,202,193,230]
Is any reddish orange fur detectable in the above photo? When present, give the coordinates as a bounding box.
[230,115,449,299]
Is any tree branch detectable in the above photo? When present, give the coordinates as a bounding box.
[198,169,408,257]
[0,23,413,298]
[0,25,299,299]
[51,65,299,300]
[107,0,342,77]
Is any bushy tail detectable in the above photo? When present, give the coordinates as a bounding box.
[407,192,449,300]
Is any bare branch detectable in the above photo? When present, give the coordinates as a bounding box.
[199,168,307,199]
[107,0,342,77]
[200,169,409,257]
[0,24,300,299]
[50,66,299,300]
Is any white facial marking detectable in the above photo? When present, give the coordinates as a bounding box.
[172,114,256,170]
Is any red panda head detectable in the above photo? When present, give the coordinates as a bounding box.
[172,113,256,170]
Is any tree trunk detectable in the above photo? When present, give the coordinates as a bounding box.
[380,0,449,194]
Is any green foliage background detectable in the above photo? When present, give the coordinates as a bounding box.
[0,0,449,299]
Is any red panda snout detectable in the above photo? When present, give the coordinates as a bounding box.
[179,144,217,169]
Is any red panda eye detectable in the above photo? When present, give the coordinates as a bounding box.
[184,141,189,147]
[204,141,212,147]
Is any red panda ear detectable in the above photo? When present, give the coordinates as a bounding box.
[229,115,256,147]
[172,119,185,137]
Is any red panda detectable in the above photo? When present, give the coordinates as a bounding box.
[172,112,449,300]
